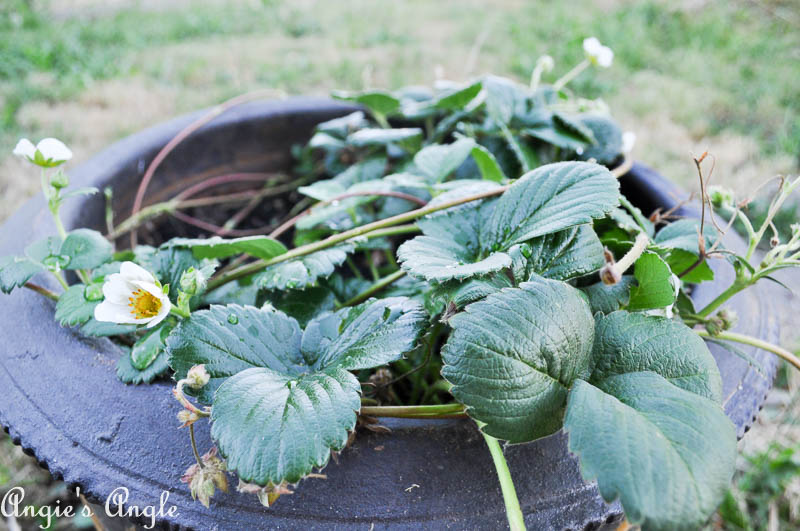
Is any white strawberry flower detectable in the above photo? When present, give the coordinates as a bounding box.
[13,137,73,167]
[622,131,636,153]
[94,261,171,328]
[583,37,614,68]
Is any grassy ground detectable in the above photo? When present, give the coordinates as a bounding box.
[1,0,798,219]
[0,0,799,528]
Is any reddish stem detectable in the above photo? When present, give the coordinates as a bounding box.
[175,172,282,201]
[130,90,285,247]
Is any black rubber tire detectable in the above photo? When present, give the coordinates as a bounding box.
[0,99,779,530]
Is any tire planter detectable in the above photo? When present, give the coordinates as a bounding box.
[0,99,780,530]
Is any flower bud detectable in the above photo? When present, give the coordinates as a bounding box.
[49,170,70,189]
[180,266,207,296]
[536,55,555,73]
[717,309,738,331]
[770,236,780,248]
[177,409,199,428]
[704,317,723,337]
[186,364,210,389]
[708,186,735,209]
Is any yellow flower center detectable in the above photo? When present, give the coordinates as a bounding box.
[128,289,162,319]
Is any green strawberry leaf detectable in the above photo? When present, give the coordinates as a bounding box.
[165,236,287,261]
[470,143,506,183]
[397,195,508,282]
[211,366,360,485]
[130,321,173,371]
[301,297,427,371]
[398,162,617,284]
[591,311,723,402]
[167,297,425,486]
[332,90,401,117]
[167,297,426,404]
[167,305,306,404]
[261,286,336,328]
[442,276,594,442]
[413,138,475,182]
[627,251,677,311]
[565,373,736,530]
[431,80,482,110]
[0,255,45,293]
[55,284,98,327]
[579,277,634,314]
[60,229,113,270]
[255,242,357,290]
[662,248,714,283]
[578,114,623,165]
[515,224,604,281]
[653,218,718,254]
[483,161,619,251]
[116,346,171,385]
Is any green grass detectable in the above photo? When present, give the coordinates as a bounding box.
[1,0,798,172]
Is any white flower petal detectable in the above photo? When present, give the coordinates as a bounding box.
[102,274,134,304]
[131,279,167,300]
[36,138,72,162]
[94,301,140,324]
[13,139,36,159]
[120,261,156,283]
[583,37,602,56]
[597,46,614,68]
[622,131,636,153]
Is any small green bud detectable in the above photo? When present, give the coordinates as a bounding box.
[708,186,735,209]
[704,317,723,337]
[179,266,206,296]
[717,309,738,331]
[49,170,69,189]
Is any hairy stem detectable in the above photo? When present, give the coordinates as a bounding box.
[173,380,211,418]
[23,282,60,301]
[481,427,526,531]
[51,271,69,291]
[601,231,649,284]
[342,270,406,307]
[189,424,203,468]
[206,186,508,291]
[695,279,748,319]
[129,90,286,247]
[359,403,466,418]
[696,329,800,371]
[553,58,590,91]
